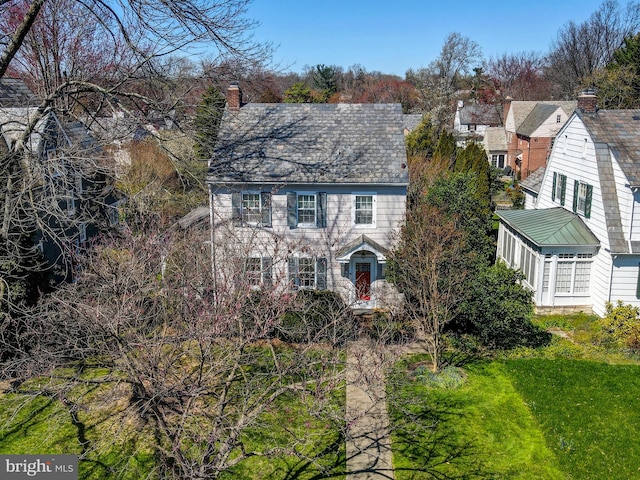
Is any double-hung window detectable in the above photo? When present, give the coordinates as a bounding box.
[573,181,593,218]
[244,257,273,287]
[551,172,567,206]
[231,191,272,227]
[353,193,376,227]
[297,194,316,225]
[287,192,326,228]
[288,257,327,290]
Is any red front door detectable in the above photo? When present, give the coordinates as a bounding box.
[355,262,371,301]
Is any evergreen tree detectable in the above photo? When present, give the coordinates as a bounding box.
[193,86,226,160]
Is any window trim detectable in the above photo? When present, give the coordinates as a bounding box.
[296,192,317,227]
[287,192,327,229]
[552,172,567,206]
[288,256,327,290]
[572,180,593,218]
[245,256,273,287]
[231,191,272,227]
[352,192,377,228]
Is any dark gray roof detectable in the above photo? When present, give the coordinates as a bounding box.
[209,103,408,185]
[497,208,599,248]
[520,167,545,195]
[0,78,37,107]
[580,109,640,186]
[459,104,501,126]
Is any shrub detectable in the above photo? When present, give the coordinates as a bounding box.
[367,310,415,344]
[276,290,354,345]
[601,300,640,352]
[456,262,551,350]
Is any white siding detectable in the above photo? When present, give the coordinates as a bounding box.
[210,184,406,306]
[537,116,609,250]
[607,256,640,315]
[528,107,568,138]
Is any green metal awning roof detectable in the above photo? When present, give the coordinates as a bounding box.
[496,208,600,248]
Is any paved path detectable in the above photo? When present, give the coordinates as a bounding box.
[345,340,395,479]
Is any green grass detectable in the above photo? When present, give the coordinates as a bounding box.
[389,355,640,479]
[0,357,346,480]
[504,358,640,480]
[388,356,563,479]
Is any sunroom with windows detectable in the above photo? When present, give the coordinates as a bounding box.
[496,208,599,310]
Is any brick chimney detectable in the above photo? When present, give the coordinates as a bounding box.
[577,90,597,114]
[227,83,242,111]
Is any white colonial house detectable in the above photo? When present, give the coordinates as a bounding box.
[207,85,408,310]
[496,92,640,316]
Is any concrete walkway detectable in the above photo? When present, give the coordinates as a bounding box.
[345,340,395,479]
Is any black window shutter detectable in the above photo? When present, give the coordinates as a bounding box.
[316,257,327,290]
[261,192,272,227]
[316,192,326,227]
[287,192,297,229]
[288,257,299,289]
[552,172,557,201]
[262,256,272,286]
[572,180,579,212]
[584,184,593,218]
[560,175,567,206]
[231,192,243,226]
[317,192,327,227]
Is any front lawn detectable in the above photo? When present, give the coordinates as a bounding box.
[388,356,640,479]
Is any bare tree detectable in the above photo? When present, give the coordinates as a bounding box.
[387,204,469,372]
[546,0,640,98]
[407,32,482,128]
[483,51,552,101]
[2,225,356,478]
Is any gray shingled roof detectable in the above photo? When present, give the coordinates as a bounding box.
[517,103,559,137]
[483,126,508,152]
[519,167,545,195]
[509,100,576,131]
[403,113,423,132]
[460,104,501,126]
[0,78,37,107]
[209,103,409,185]
[580,110,640,186]
[497,207,599,248]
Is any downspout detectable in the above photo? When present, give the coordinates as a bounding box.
[608,253,615,303]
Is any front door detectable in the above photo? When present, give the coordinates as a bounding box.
[352,256,376,308]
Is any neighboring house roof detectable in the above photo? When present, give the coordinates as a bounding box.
[210,103,409,185]
[517,103,559,137]
[0,78,37,107]
[497,207,599,248]
[520,167,545,195]
[0,107,55,154]
[483,126,508,152]
[177,206,210,229]
[459,104,501,126]
[403,113,423,133]
[509,100,576,132]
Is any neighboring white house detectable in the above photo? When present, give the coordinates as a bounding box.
[453,101,501,146]
[496,93,640,315]
[207,85,408,310]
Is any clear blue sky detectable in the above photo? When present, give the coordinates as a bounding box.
[247,0,608,76]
